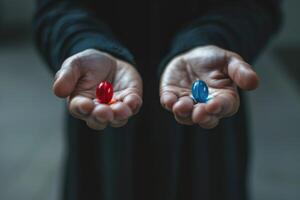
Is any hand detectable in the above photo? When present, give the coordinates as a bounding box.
[160,45,259,129]
[53,49,143,130]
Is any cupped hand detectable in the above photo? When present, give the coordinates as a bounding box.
[160,46,259,129]
[53,49,143,130]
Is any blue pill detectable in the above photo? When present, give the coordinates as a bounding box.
[192,80,209,103]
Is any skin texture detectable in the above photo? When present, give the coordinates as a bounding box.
[160,45,259,129]
[53,49,143,130]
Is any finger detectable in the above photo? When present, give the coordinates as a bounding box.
[53,57,81,98]
[174,114,194,125]
[87,104,113,130]
[68,96,95,119]
[205,92,240,118]
[227,57,259,91]
[192,104,213,124]
[109,102,132,128]
[199,117,219,129]
[110,102,132,121]
[92,104,114,123]
[172,96,194,119]
[123,93,143,115]
[160,91,178,111]
[86,118,108,131]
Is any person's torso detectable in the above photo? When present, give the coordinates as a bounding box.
[86,0,211,63]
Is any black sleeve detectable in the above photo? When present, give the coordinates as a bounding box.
[160,0,282,71]
[33,0,135,73]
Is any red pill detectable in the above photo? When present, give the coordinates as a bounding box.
[96,81,114,104]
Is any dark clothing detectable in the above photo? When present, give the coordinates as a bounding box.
[34,0,281,200]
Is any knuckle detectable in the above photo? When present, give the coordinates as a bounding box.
[62,54,81,69]
[82,48,98,54]
[68,104,86,120]
[205,45,219,50]
[229,52,244,61]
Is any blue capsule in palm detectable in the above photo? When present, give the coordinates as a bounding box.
[191,80,209,103]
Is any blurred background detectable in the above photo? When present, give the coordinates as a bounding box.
[0,0,299,199]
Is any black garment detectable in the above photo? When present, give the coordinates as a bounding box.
[34,0,281,200]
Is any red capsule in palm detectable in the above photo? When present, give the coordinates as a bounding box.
[96,81,114,104]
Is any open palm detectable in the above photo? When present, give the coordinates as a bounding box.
[160,46,259,129]
[53,49,142,130]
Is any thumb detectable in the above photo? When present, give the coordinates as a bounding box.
[227,56,259,91]
[53,57,81,98]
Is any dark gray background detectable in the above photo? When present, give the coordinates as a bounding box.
[0,0,299,199]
